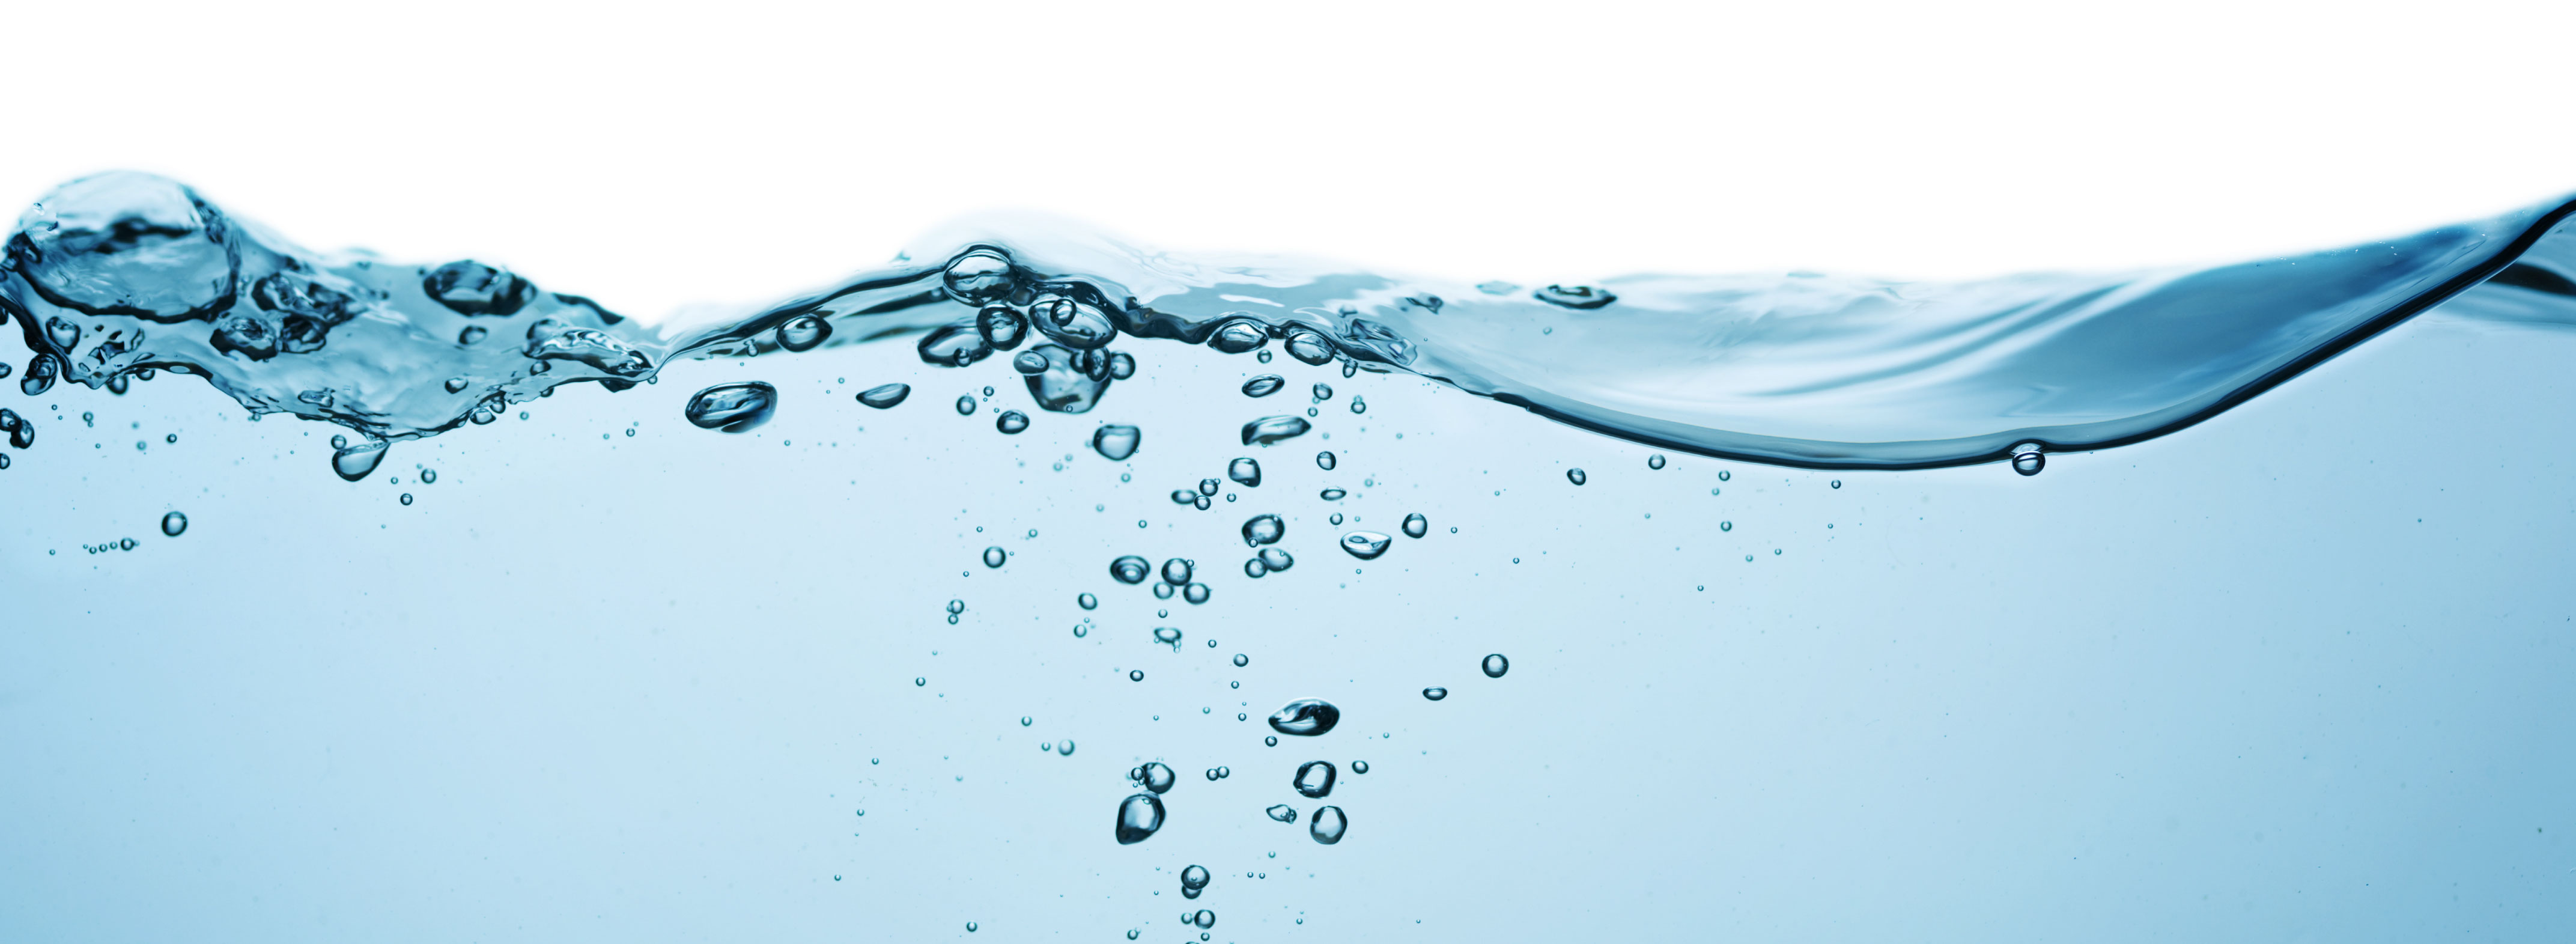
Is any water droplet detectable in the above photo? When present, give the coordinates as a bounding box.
[457,326,488,346]
[1294,760,1337,798]
[944,248,1016,305]
[775,315,831,352]
[1482,654,1509,678]
[854,383,911,409]
[2011,442,2046,476]
[1422,687,1448,701]
[1091,424,1142,461]
[160,511,187,537]
[1720,520,1732,532]
[1227,457,1263,487]
[1401,513,1427,538]
[1338,532,1390,560]
[1535,284,1616,309]
[982,546,1007,568]
[1114,793,1167,844]
[1648,454,1666,469]
[1129,669,1145,682]
[947,598,966,614]
[1566,468,1587,486]
[1319,488,1347,501]
[1077,592,1098,610]
[684,382,778,433]
[1257,547,1294,572]
[995,410,1030,434]
[1349,397,1366,415]
[1207,319,1268,354]
[1308,806,1348,844]
[1268,699,1341,736]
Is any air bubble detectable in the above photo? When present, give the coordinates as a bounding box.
[943,249,1016,304]
[1114,793,1167,845]
[1349,397,1366,415]
[1192,909,1214,930]
[775,315,831,352]
[1284,330,1334,365]
[1720,520,1732,532]
[399,493,413,505]
[977,305,1030,350]
[1338,532,1391,560]
[160,511,187,537]
[1110,555,1151,584]
[1423,687,1448,701]
[1266,804,1298,823]
[2011,442,2046,476]
[1078,592,1097,609]
[995,410,1030,434]
[1241,375,1284,398]
[1233,653,1249,667]
[1183,582,1211,604]
[457,326,487,345]
[1153,583,1175,600]
[1228,457,1262,487]
[1566,468,1587,486]
[953,395,977,416]
[947,599,966,614]
[1092,424,1142,461]
[1718,469,1731,481]
[1268,699,1340,736]
[1130,669,1145,682]
[1012,351,1049,375]
[1401,513,1427,538]
[1352,760,1370,774]
[1171,489,1197,504]
[1241,415,1310,446]
[1294,761,1336,798]
[1180,865,1209,897]
[1257,547,1293,572]
[1648,454,1666,469]
[983,546,1007,568]
[1308,806,1348,845]
[857,383,911,409]
[1316,451,1337,470]
[1311,383,1333,401]
[1208,320,1268,354]
[1319,488,1347,501]
[1161,558,1194,585]
[1241,514,1286,547]
[1154,627,1182,650]
[1483,653,1509,678]
[1134,762,1176,794]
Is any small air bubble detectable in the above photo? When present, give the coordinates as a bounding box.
[983,546,1007,567]
[1422,687,1448,701]
[1078,592,1098,609]
[1482,654,1509,678]
[1566,468,1587,486]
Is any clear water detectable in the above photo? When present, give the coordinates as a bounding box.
[6,172,2575,940]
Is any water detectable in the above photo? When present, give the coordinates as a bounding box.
[6,172,2576,940]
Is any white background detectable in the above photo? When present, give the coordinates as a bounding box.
[4,1,2573,317]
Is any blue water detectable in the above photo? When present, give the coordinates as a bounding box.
[4,173,2574,941]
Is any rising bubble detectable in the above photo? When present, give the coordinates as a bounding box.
[1268,699,1341,736]
[1308,806,1348,844]
[1338,532,1390,560]
[160,511,187,537]
[983,546,1007,568]
[1114,793,1167,845]
[1241,514,1286,547]
[955,395,977,416]
[1135,762,1176,794]
[1241,416,1310,446]
[775,315,831,352]
[1180,865,1210,897]
[1566,467,1587,486]
[2011,441,2046,476]
[977,304,1030,350]
[856,383,910,409]
[1110,555,1150,583]
[1257,547,1293,572]
[943,249,1016,304]
[1266,804,1298,823]
[1208,320,1268,354]
[1423,687,1447,701]
[1294,760,1336,799]
[1092,424,1142,461]
[1183,582,1211,604]
[1315,451,1336,470]
[995,410,1030,434]
[1483,654,1509,678]
[1228,457,1262,487]
[1401,513,1427,538]
[1078,592,1097,609]
[1241,375,1284,398]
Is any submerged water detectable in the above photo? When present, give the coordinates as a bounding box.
[4,173,2575,941]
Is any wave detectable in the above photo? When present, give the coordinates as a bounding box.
[7,171,2573,475]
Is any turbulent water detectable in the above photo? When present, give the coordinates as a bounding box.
[6,172,2576,942]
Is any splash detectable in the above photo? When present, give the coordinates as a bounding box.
[6,171,2574,475]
